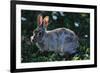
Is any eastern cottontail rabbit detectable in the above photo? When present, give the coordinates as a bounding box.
[31,15,79,56]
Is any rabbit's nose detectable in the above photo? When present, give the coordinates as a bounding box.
[33,37,37,43]
[30,36,33,42]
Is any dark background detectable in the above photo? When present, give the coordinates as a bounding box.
[21,10,90,63]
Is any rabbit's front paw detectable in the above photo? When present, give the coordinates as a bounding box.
[59,52,64,56]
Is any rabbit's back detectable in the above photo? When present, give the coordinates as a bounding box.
[44,28,79,54]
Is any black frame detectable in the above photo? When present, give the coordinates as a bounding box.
[10,0,97,73]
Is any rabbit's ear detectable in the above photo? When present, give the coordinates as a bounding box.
[43,16,49,28]
[37,15,43,26]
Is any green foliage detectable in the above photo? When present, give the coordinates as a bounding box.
[21,10,90,62]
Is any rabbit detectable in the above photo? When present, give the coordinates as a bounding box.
[31,15,79,57]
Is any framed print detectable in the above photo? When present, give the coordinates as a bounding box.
[10,0,97,72]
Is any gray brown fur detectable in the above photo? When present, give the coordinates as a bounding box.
[30,15,79,56]
[31,27,79,55]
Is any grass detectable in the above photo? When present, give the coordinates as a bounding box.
[21,37,90,63]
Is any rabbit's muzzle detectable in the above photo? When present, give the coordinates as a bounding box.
[30,35,37,43]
